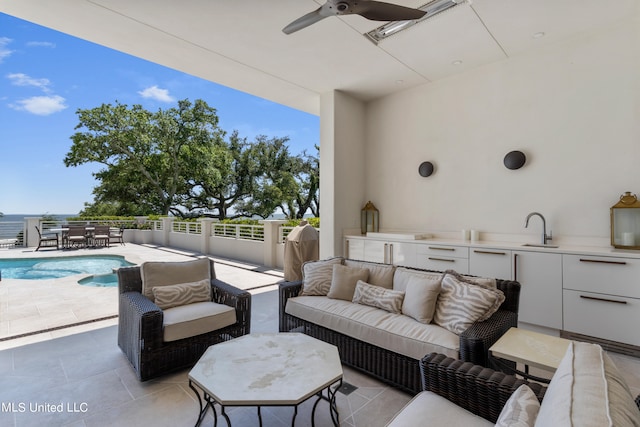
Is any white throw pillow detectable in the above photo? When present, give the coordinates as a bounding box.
[495,384,540,427]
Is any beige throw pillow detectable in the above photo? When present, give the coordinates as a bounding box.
[402,274,442,323]
[352,280,405,314]
[141,258,211,300]
[327,264,369,301]
[152,279,212,310]
[344,260,395,289]
[433,272,505,334]
[300,257,343,296]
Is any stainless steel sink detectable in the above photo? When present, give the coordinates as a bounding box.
[522,243,559,248]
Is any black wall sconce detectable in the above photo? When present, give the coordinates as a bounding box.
[418,161,435,177]
[503,150,526,170]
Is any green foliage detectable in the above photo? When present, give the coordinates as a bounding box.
[65,99,319,220]
[284,217,320,228]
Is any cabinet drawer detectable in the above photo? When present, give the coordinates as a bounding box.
[417,244,469,258]
[469,248,512,280]
[563,254,640,298]
[415,256,469,274]
[563,289,640,346]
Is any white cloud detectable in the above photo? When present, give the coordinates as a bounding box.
[7,73,52,92]
[10,95,67,115]
[138,85,175,103]
[26,41,56,48]
[0,37,13,63]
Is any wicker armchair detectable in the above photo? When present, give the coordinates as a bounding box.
[419,353,547,423]
[117,259,251,381]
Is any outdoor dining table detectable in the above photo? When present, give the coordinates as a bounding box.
[50,226,96,249]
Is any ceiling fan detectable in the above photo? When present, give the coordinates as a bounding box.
[282,0,427,35]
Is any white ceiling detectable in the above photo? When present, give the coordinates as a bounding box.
[0,0,637,115]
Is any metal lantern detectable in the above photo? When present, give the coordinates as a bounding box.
[361,201,379,235]
[610,192,640,249]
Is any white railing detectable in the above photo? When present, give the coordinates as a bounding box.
[0,221,24,247]
[212,223,264,241]
[172,221,202,234]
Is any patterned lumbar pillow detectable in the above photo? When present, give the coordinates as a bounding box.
[327,264,369,301]
[352,280,405,314]
[300,257,344,296]
[495,384,540,427]
[433,271,505,334]
[152,278,212,310]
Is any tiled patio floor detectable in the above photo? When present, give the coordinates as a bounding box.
[0,244,638,426]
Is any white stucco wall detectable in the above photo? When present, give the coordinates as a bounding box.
[362,17,640,244]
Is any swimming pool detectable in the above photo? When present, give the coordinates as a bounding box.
[0,255,134,281]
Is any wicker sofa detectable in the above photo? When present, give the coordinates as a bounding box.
[387,342,640,426]
[118,258,251,381]
[279,258,520,394]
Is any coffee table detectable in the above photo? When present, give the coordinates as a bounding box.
[489,327,571,383]
[188,333,343,427]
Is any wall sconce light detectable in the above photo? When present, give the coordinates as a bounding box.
[503,150,527,170]
[418,161,435,177]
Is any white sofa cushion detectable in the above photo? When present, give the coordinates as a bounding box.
[352,280,405,314]
[285,296,459,360]
[386,391,493,427]
[535,341,640,427]
[162,301,236,342]
[345,259,395,289]
[141,257,211,300]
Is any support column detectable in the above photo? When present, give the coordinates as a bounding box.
[260,220,288,267]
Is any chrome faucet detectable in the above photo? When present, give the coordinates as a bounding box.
[525,212,553,245]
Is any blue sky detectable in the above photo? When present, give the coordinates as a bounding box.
[0,13,319,215]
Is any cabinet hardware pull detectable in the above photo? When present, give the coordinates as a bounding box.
[428,257,455,262]
[474,250,506,255]
[428,247,455,251]
[580,295,627,305]
[390,244,394,265]
[513,253,518,281]
[579,258,627,265]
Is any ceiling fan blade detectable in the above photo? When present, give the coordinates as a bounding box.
[282,5,333,34]
[355,1,426,21]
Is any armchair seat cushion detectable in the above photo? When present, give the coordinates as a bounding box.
[163,301,236,342]
[387,391,493,427]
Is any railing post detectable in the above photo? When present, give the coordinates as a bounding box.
[25,217,42,248]
[260,220,288,268]
[162,217,174,247]
[200,218,215,255]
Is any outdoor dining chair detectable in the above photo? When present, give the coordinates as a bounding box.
[66,225,88,249]
[35,226,59,251]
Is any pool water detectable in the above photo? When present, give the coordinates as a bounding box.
[0,255,134,283]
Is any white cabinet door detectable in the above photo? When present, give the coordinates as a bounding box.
[513,251,563,329]
[345,238,365,261]
[468,248,512,280]
[362,239,416,265]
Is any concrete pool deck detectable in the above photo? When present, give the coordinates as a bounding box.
[0,243,284,350]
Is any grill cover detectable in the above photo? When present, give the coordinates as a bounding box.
[283,222,319,281]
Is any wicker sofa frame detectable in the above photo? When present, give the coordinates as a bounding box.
[117,260,252,381]
[279,264,520,394]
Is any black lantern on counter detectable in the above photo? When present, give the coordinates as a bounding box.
[361,201,379,235]
[610,192,640,250]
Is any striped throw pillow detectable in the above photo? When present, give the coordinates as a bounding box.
[152,279,212,310]
[495,384,540,427]
[352,280,405,314]
[300,257,344,296]
[433,272,505,334]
